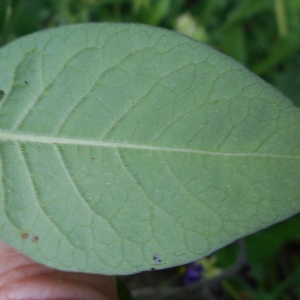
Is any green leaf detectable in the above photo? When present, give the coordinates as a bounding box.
[0,23,299,275]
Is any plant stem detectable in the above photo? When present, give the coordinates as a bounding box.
[274,0,288,38]
[1,0,12,46]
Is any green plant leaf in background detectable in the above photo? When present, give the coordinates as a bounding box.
[0,23,299,275]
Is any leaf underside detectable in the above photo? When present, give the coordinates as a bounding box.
[0,23,299,275]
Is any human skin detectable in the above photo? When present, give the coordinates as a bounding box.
[0,240,118,300]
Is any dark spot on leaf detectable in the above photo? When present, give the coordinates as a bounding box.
[32,236,39,242]
[153,253,162,264]
[25,81,28,85]
[22,233,30,239]
[92,156,95,159]
[0,90,5,100]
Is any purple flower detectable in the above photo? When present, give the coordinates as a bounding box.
[183,262,204,285]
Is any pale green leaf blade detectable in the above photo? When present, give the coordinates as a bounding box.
[0,23,299,275]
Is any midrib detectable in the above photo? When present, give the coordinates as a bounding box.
[0,131,298,159]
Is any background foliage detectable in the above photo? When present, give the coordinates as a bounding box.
[1,0,300,299]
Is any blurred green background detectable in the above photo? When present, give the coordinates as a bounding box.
[1,0,300,299]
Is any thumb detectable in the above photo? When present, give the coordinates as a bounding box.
[0,240,118,300]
